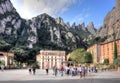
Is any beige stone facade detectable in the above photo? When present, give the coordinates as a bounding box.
[36,50,66,69]
[0,52,14,67]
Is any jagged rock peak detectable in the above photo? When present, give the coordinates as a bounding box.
[87,22,94,29]
[98,0,120,38]
[81,22,86,31]
[71,22,76,28]
[81,22,85,27]
[66,22,70,28]
[0,0,21,34]
[87,22,96,35]
[0,0,15,14]
[35,13,52,18]
[55,17,65,25]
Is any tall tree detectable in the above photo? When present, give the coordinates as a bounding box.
[114,41,118,61]
[112,24,117,62]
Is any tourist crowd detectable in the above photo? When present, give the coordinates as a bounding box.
[27,64,98,78]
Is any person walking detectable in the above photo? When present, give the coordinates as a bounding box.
[32,67,36,75]
[45,64,49,75]
[78,65,82,78]
[54,65,58,76]
[66,66,70,76]
[60,65,64,76]
[28,65,32,75]
[82,66,85,78]
[1,65,5,72]
[71,67,75,76]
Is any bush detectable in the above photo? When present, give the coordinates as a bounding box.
[0,60,5,65]
[94,63,103,70]
[108,64,116,69]
[104,59,109,65]
[113,58,120,65]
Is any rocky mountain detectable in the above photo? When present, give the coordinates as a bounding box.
[69,22,97,42]
[81,22,86,31]
[28,13,81,50]
[0,0,21,35]
[87,22,97,36]
[97,0,120,42]
[4,0,120,52]
[1,0,96,52]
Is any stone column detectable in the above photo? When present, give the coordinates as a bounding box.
[53,56,55,66]
[49,56,51,69]
[4,55,8,67]
[40,55,42,69]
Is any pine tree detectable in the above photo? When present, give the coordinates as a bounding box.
[114,41,117,61]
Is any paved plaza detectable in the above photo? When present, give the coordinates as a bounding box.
[0,69,120,83]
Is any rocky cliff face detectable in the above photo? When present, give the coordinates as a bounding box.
[0,0,21,35]
[69,21,97,42]
[80,22,86,31]
[0,0,91,51]
[87,22,96,36]
[29,13,79,50]
[97,0,120,42]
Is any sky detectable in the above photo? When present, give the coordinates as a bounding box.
[10,0,115,29]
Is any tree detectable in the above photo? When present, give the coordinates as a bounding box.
[27,48,38,64]
[113,58,120,65]
[68,57,73,61]
[0,40,12,52]
[11,48,29,64]
[70,48,93,64]
[94,37,101,43]
[114,41,117,61]
[84,52,93,63]
[0,60,5,65]
[70,48,86,64]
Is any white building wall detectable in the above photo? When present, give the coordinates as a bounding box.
[37,50,66,69]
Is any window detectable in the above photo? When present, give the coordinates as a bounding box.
[0,54,3,56]
[51,56,53,61]
[55,57,57,61]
